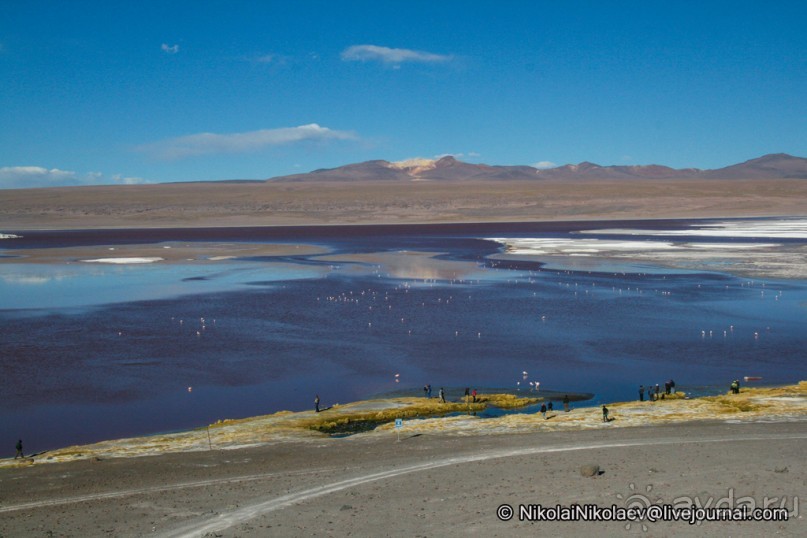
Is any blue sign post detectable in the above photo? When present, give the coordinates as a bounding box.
[395,418,403,442]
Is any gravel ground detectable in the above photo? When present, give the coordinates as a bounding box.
[1,420,804,537]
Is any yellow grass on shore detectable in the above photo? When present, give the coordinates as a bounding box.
[2,383,805,468]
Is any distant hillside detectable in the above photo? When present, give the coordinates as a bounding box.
[702,154,807,179]
[267,153,807,182]
[271,156,541,182]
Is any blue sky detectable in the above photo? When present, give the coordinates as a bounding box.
[1,1,805,188]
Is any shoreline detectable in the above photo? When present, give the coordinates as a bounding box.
[3,381,804,469]
[2,213,804,234]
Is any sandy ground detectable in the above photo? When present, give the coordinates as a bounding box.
[2,178,806,230]
[0,421,804,537]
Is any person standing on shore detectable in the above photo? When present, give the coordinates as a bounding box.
[14,439,23,459]
[670,379,676,394]
[427,384,432,398]
[439,387,446,403]
[314,395,320,413]
[464,387,470,403]
[563,395,570,412]
[547,401,553,412]
[423,385,429,398]
[472,388,477,403]
[602,405,609,422]
[639,385,644,402]
[540,403,547,419]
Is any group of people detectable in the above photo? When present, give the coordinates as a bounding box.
[421,385,446,403]
[538,395,571,419]
[730,379,741,394]
[638,379,675,402]
[421,385,478,404]
[422,385,446,402]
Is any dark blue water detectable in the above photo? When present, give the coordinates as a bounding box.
[1,220,806,452]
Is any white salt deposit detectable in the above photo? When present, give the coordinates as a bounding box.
[685,243,779,249]
[0,233,21,239]
[80,257,164,264]
[581,218,807,239]
[485,237,777,257]
[487,237,680,256]
[487,229,806,279]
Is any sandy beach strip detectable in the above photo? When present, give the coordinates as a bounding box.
[0,241,328,265]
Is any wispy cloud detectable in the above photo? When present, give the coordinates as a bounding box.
[243,52,292,68]
[161,43,180,54]
[433,152,481,160]
[136,124,357,160]
[533,161,557,169]
[341,44,452,65]
[0,166,147,189]
[111,174,147,185]
[0,166,77,188]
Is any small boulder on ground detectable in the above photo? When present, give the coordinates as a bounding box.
[580,463,600,477]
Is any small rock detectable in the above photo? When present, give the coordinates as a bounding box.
[580,464,600,477]
[774,467,789,473]
[340,504,353,511]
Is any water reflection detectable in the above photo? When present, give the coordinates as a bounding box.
[0,261,324,310]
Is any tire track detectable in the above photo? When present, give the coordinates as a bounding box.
[158,433,807,537]
[0,467,336,514]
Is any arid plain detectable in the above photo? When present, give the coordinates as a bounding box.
[2,177,807,229]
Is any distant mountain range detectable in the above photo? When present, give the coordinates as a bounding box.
[268,153,807,182]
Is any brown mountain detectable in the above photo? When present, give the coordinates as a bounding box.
[703,153,807,179]
[533,162,701,180]
[271,156,540,182]
[268,153,807,182]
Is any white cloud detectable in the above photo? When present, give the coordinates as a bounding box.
[533,161,557,169]
[112,174,147,185]
[161,43,180,54]
[136,124,357,160]
[0,166,149,189]
[341,44,452,65]
[0,166,79,188]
